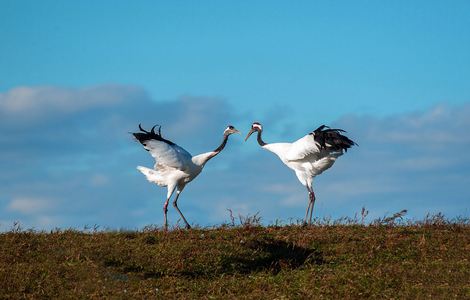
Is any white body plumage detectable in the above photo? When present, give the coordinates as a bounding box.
[262,135,342,187]
[245,122,356,224]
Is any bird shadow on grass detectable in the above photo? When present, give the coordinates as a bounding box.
[104,237,324,279]
[218,237,325,276]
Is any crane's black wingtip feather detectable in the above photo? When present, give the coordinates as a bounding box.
[132,124,175,146]
[138,123,147,133]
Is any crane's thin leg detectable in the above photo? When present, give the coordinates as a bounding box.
[173,191,191,229]
[164,185,177,231]
[163,198,170,231]
[304,201,312,225]
[303,186,315,226]
[308,189,316,225]
[304,188,313,225]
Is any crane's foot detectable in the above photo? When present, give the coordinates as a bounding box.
[185,224,192,230]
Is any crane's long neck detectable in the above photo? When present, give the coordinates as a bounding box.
[257,130,267,146]
[213,134,229,154]
[192,134,230,167]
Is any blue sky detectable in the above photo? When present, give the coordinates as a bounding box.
[1,1,469,230]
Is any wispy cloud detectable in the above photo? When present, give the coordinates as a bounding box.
[89,174,110,187]
[0,85,469,229]
[7,197,57,215]
[317,103,470,217]
[0,85,146,122]
[0,84,244,229]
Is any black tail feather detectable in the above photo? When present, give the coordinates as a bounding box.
[311,125,357,151]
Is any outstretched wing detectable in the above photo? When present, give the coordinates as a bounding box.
[133,124,192,170]
[286,125,357,161]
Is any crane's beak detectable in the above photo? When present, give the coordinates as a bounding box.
[245,128,255,141]
[233,129,240,134]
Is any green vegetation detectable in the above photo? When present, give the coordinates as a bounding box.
[1,216,469,299]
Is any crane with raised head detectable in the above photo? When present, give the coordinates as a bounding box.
[133,124,239,230]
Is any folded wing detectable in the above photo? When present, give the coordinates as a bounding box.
[286,125,357,161]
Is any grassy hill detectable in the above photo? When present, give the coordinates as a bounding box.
[1,216,469,299]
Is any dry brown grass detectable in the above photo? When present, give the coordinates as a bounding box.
[1,217,469,299]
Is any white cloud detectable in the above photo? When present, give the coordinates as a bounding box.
[90,174,110,187]
[0,85,146,121]
[278,192,307,208]
[35,215,60,228]
[320,179,401,199]
[0,84,243,229]
[395,157,457,171]
[7,197,57,215]
[259,183,298,194]
[1,83,469,229]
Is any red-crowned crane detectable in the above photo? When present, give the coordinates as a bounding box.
[245,122,357,225]
[133,124,240,230]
